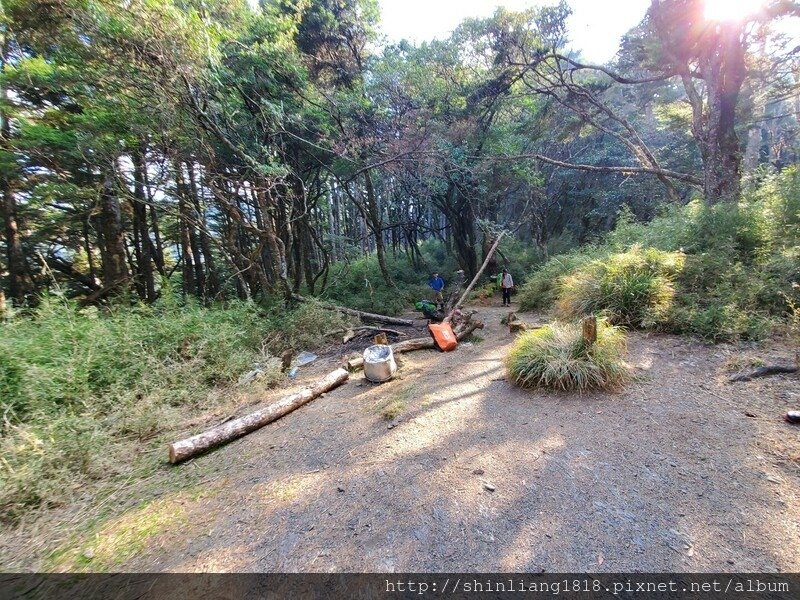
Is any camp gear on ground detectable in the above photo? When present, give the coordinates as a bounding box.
[363,344,397,383]
[294,351,318,366]
[428,322,458,352]
[415,300,437,312]
[415,299,444,321]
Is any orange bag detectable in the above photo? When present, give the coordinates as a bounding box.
[428,322,458,352]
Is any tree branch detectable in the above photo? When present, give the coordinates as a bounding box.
[494,154,702,185]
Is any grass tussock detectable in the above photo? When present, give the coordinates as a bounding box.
[505,320,631,392]
[556,246,684,328]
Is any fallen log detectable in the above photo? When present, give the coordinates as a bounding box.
[330,326,404,343]
[729,365,798,383]
[168,368,349,464]
[292,293,414,327]
[344,318,484,370]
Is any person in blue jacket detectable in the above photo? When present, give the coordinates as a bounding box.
[429,272,445,308]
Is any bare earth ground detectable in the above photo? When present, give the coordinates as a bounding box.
[2,304,799,572]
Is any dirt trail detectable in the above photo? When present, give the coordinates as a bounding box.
[6,305,800,572]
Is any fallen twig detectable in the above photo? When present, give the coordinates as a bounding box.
[729,365,798,382]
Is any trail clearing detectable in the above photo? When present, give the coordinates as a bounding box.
[2,305,798,572]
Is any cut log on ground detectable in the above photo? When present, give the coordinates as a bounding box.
[168,368,349,464]
[729,365,798,382]
[509,320,528,334]
[344,318,484,370]
[292,293,414,327]
[504,310,540,334]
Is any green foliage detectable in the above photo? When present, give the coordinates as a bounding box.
[323,240,458,315]
[506,320,630,392]
[556,246,684,328]
[271,298,356,350]
[0,295,346,520]
[520,169,800,342]
[517,250,598,311]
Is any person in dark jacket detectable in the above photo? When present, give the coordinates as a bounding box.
[429,272,445,308]
[500,268,514,306]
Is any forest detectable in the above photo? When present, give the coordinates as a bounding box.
[0,0,799,575]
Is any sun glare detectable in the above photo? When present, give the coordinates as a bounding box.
[704,0,763,21]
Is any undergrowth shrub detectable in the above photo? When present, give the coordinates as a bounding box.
[517,250,598,311]
[0,295,346,520]
[470,281,497,304]
[556,246,684,328]
[271,298,356,350]
[520,168,800,342]
[506,320,630,392]
[322,241,456,315]
[322,236,566,314]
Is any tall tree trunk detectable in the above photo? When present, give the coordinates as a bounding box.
[654,3,749,204]
[174,162,195,297]
[132,148,156,302]
[99,170,129,294]
[436,182,478,278]
[363,170,396,288]
[141,160,166,276]
[187,162,219,300]
[0,38,33,305]
[1,180,32,305]
[254,180,291,300]
[83,217,97,284]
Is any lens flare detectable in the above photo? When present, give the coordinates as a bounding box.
[704,0,764,21]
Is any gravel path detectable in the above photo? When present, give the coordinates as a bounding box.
[5,305,799,572]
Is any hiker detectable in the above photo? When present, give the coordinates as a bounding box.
[500,267,514,306]
[429,272,445,308]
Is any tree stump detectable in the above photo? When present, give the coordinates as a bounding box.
[509,320,528,334]
[582,316,597,345]
[280,349,294,372]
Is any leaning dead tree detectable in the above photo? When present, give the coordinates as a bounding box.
[450,231,507,314]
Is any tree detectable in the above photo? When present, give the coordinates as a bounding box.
[645,0,800,202]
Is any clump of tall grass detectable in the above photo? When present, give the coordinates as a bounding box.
[556,246,684,328]
[270,298,356,350]
[517,250,598,312]
[506,320,630,392]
